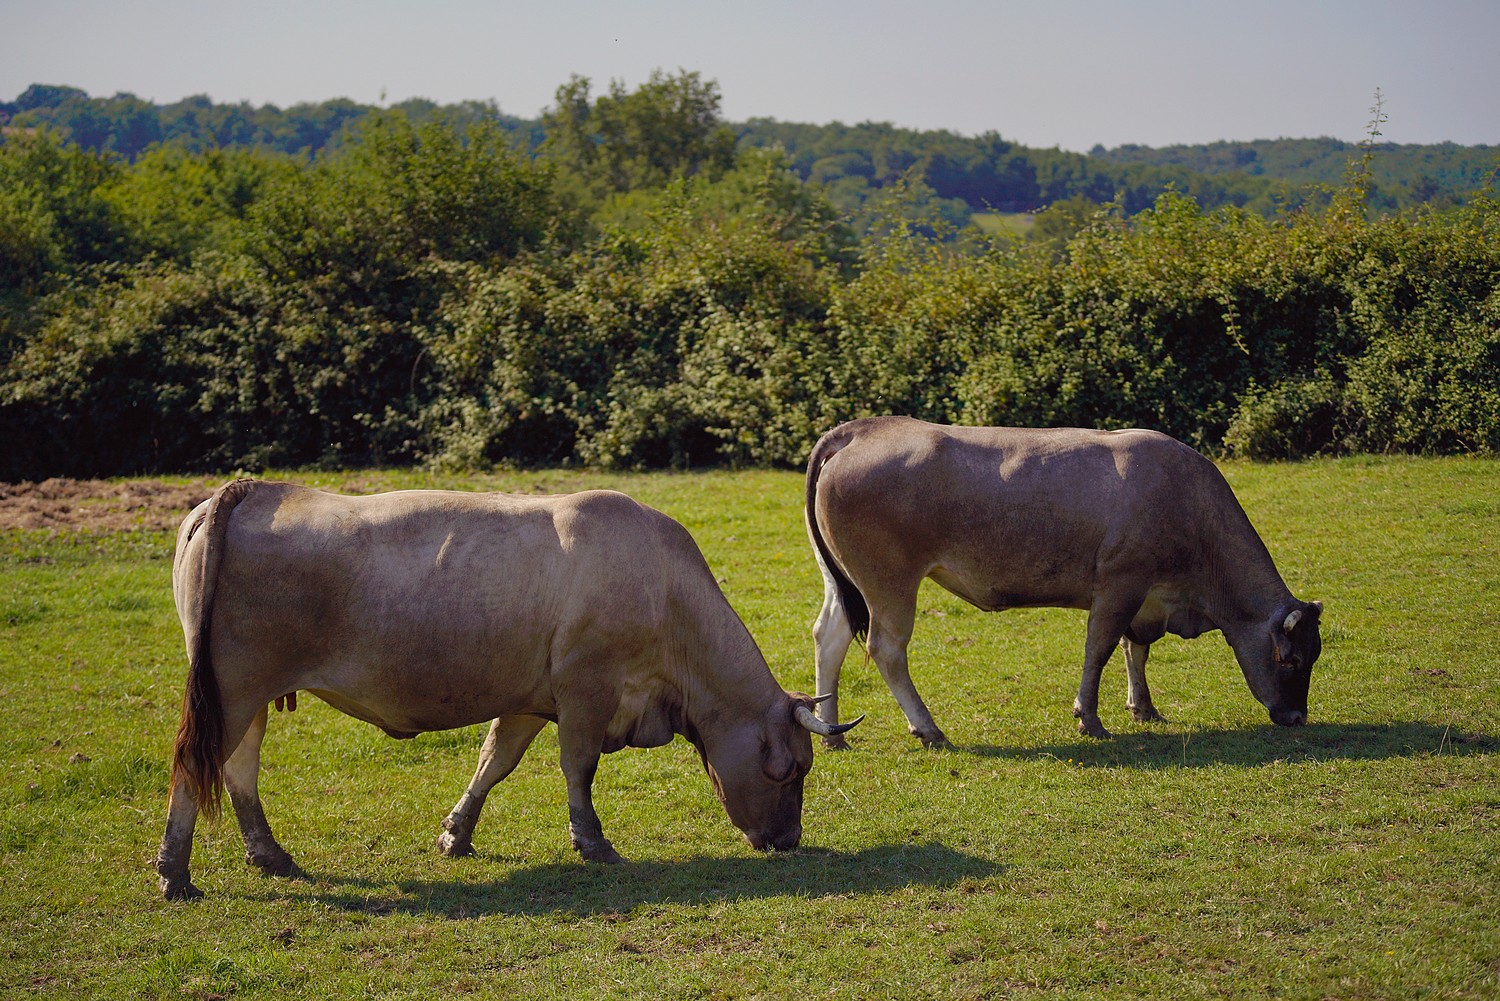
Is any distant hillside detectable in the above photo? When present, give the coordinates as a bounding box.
[732,118,1298,218]
[0,84,543,159]
[4,84,1494,218]
[1091,138,1498,210]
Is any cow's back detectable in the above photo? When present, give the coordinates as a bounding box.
[812,418,1225,611]
[216,484,574,662]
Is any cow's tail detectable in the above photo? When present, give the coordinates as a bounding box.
[805,425,870,641]
[170,478,257,821]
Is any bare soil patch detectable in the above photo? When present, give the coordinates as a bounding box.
[0,478,217,532]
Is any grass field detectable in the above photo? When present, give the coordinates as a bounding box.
[2,459,1496,999]
[970,212,1036,240]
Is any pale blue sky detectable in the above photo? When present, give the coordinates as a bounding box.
[6,0,1497,151]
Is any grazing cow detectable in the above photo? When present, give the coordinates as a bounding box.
[804,417,1323,747]
[158,480,857,900]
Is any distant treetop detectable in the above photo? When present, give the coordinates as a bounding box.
[3,81,1494,218]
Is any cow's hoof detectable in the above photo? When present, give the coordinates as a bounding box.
[821,734,851,751]
[577,841,625,864]
[436,831,474,857]
[247,848,299,877]
[1130,706,1170,724]
[1076,717,1112,739]
[160,876,204,901]
[917,730,952,750]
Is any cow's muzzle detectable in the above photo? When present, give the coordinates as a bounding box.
[1270,707,1307,727]
[744,824,802,853]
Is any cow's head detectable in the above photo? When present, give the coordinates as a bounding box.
[1234,600,1323,726]
[694,693,860,852]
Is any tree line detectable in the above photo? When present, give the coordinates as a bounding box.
[1,71,1497,481]
[7,81,1494,225]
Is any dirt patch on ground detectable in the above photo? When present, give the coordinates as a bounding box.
[0,478,218,532]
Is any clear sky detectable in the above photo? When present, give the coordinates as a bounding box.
[6,0,1497,152]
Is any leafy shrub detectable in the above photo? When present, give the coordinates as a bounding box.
[2,107,1497,478]
[416,257,631,468]
[1343,310,1500,454]
[420,178,838,470]
[1,256,433,479]
[1223,376,1349,459]
[235,111,562,286]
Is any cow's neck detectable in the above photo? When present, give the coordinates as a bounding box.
[675,606,783,732]
[1207,522,1295,628]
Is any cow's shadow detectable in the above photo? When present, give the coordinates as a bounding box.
[957,721,1496,768]
[282,842,1003,918]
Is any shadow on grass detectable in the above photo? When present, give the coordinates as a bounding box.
[282,842,1004,918]
[959,721,1497,768]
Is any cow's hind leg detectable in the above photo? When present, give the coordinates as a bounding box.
[157,777,203,900]
[1121,637,1169,723]
[1074,597,1141,739]
[812,579,857,750]
[157,701,264,899]
[225,704,298,877]
[867,595,948,748]
[438,715,548,857]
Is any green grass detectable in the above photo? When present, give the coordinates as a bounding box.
[971,211,1036,239]
[2,459,1496,999]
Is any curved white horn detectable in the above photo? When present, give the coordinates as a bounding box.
[1283,608,1303,633]
[795,703,864,737]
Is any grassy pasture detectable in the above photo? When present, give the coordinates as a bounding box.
[1,459,1496,999]
[970,211,1036,240]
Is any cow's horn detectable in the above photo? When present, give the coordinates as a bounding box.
[1283,608,1303,633]
[795,704,864,737]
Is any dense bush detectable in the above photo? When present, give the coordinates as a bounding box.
[0,112,564,478]
[951,195,1348,446]
[1219,195,1500,456]
[2,93,1497,480]
[0,256,438,478]
[419,174,838,470]
[0,131,131,355]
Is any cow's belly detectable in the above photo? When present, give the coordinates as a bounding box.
[306,686,534,737]
[314,638,556,731]
[928,564,1094,612]
[214,608,559,735]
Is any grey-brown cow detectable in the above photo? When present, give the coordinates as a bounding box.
[158,480,857,900]
[804,417,1323,748]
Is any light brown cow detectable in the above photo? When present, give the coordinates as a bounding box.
[804,417,1323,748]
[158,480,857,900]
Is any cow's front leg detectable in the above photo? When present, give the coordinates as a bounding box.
[225,705,298,877]
[556,708,624,863]
[438,715,547,857]
[1074,598,1139,738]
[1120,637,1169,723]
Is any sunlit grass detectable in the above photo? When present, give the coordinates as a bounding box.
[2,458,1496,998]
[970,211,1036,240]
